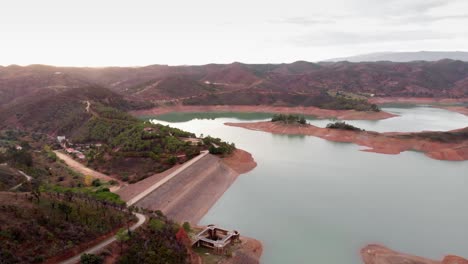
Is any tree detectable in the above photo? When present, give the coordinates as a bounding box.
[27,179,41,203]
[80,254,103,264]
[92,179,101,187]
[58,203,73,221]
[299,116,307,125]
[182,222,191,232]
[116,228,130,254]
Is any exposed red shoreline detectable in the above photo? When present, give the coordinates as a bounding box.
[131,105,397,120]
[222,148,257,175]
[439,106,468,116]
[361,245,468,264]
[225,121,468,161]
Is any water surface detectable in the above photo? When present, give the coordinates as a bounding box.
[150,106,468,264]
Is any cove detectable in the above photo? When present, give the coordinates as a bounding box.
[149,106,468,264]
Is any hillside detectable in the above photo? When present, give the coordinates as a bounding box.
[1,60,468,112]
[0,86,131,135]
[0,191,131,263]
[0,86,237,182]
[0,165,24,191]
[326,51,468,62]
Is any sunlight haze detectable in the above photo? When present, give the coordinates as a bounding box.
[1,0,468,66]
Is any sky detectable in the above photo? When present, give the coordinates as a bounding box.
[1,0,467,66]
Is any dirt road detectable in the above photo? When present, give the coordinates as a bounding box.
[9,170,33,191]
[54,151,122,191]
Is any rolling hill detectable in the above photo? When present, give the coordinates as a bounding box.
[1,60,468,112]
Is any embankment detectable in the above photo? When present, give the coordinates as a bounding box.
[225,122,468,161]
[131,105,396,120]
[117,149,256,224]
[361,245,468,264]
[118,148,260,262]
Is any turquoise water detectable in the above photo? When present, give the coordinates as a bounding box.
[150,107,468,264]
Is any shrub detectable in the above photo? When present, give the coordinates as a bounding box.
[326,121,363,131]
[182,222,191,232]
[80,253,104,264]
[271,114,307,125]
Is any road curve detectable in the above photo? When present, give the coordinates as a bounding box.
[59,212,146,264]
[9,170,33,191]
[126,150,209,206]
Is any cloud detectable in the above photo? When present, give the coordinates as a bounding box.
[350,0,449,16]
[271,17,334,26]
[387,14,468,25]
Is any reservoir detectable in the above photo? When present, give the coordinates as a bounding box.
[149,106,468,264]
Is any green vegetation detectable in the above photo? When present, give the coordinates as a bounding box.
[319,96,380,112]
[80,254,104,264]
[118,212,189,264]
[326,121,363,131]
[0,129,88,188]
[0,191,131,263]
[182,221,191,232]
[271,114,307,124]
[116,228,131,254]
[44,184,125,205]
[63,101,206,181]
[183,90,380,112]
[203,136,236,156]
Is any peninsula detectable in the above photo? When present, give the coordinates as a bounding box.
[225,120,468,161]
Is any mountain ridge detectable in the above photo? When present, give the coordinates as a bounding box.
[1,59,468,111]
[326,51,468,62]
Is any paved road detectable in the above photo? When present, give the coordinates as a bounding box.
[59,212,146,264]
[126,150,209,206]
[57,150,209,263]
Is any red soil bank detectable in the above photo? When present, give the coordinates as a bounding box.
[221,237,263,264]
[361,245,468,264]
[222,149,257,174]
[132,105,396,120]
[225,122,468,161]
[440,106,468,116]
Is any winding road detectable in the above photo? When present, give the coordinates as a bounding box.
[55,150,210,263]
[59,212,146,264]
[55,149,210,263]
[9,170,33,191]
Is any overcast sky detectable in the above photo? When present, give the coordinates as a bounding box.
[1,0,467,66]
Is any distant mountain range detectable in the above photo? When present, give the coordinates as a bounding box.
[326,51,468,62]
